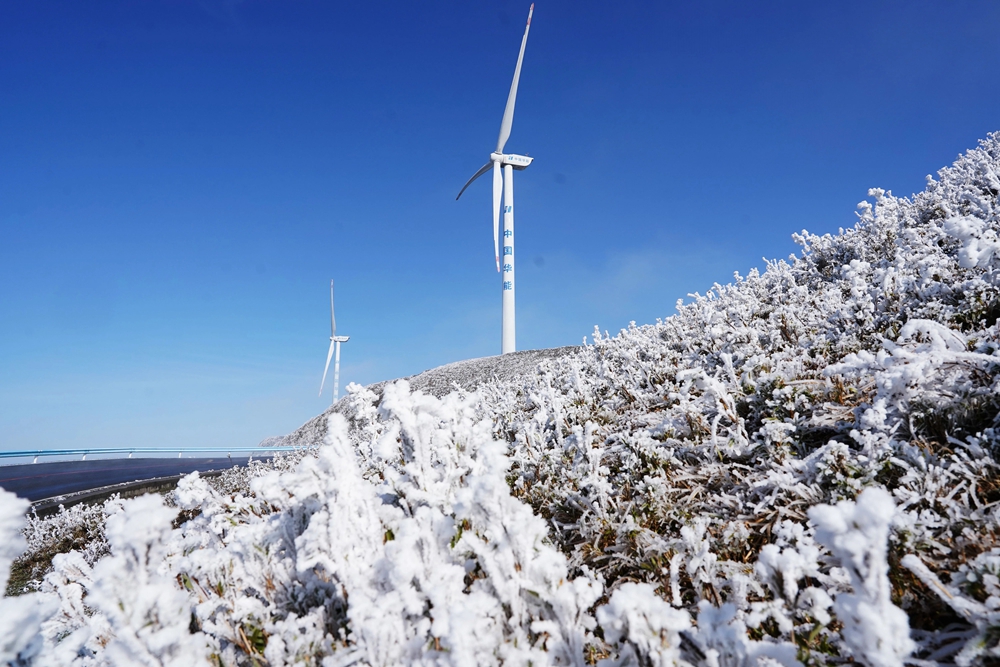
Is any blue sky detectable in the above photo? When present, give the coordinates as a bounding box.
[2,0,999,452]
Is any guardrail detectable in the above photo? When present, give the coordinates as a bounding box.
[0,446,309,464]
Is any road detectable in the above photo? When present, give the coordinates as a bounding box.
[0,457,262,502]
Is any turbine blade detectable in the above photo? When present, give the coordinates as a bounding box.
[457,162,493,200]
[493,161,502,271]
[330,279,336,337]
[496,3,534,154]
[319,339,335,397]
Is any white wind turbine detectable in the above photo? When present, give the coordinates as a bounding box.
[319,280,350,404]
[457,3,535,355]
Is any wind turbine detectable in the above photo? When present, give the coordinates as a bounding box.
[457,3,535,355]
[319,280,350,404]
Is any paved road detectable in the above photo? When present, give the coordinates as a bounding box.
[0,457,261,502]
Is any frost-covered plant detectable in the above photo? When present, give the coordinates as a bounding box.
[2,385,611,665]
[4,132,1000,665]
[204,449,314,498]
[902,552,1000,666]
[9,497,122,598]
[595,583,689,667]
[472,134,1000,662]
[693,602,800,667]
[749,521,832,634]
[91,495,211,665]
[7,452,313,599]
[809,488,914,667]
[0,489,57,664]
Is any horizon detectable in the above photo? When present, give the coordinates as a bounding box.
[3,0,1000,452]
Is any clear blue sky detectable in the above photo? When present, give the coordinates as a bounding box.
[2,0,999,452]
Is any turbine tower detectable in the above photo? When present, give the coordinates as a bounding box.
[319,280,350,405]
[457,3,535,355]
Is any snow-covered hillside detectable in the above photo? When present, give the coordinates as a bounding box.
[3,134,1000,666]
[271,346,579,449]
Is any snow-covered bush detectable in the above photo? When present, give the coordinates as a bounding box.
[3,132,1000,664]
[809,488,914,667]
[7,497,121,599]
[6,451,312,599]
[595,583,689,667]
[473,134,1000,663]
[0,489,57,664]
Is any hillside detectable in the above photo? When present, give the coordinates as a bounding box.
[2,134,1000,666]
[270,346,579,449]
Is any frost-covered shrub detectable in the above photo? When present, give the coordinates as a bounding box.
[3,386,610,665]
[6,453,312,599]
[8,497,121,598]
[3,133,1000,664]
[692,602,800,667]
[595,583,689,667]
[93,495,211,665]
[474,133,1000,662]
[0,489,57,664]
[204,449,314,498]
[809,488,914,667]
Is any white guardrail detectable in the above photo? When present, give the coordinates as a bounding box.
[0,447,307,464]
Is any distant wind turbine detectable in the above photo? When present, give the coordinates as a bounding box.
[319,280,350,404]
[457,3,535,355]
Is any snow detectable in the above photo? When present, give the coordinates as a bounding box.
[3,132,1000,665]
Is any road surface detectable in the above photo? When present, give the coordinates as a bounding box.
[0,457,261,502]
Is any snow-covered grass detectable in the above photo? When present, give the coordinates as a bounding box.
[272,346,579,449]
[3,133,1000,665]
[5,453,312,598]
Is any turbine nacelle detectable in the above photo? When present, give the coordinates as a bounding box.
[330,336,350,343]
[492,152,533,170]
